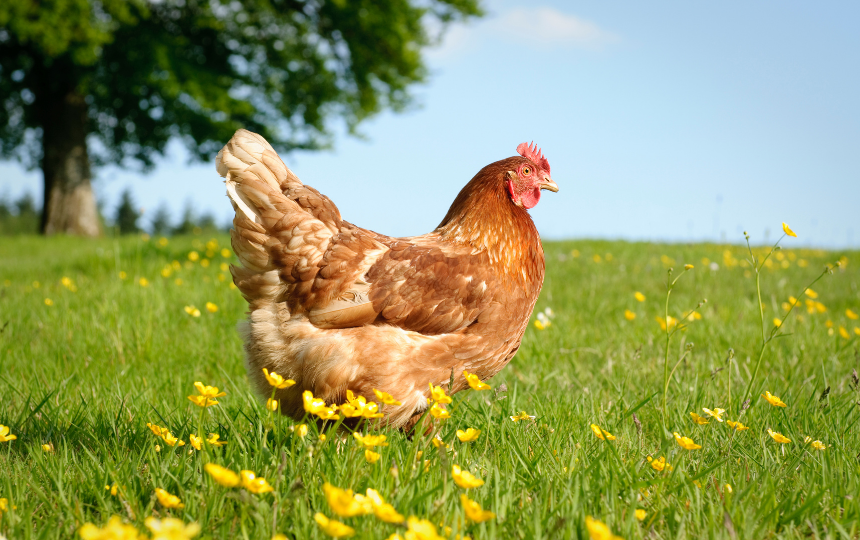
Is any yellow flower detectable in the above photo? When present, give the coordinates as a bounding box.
[805,288,818,299]
[845,308,859,320]
[292,424,308,438]
[320,434,327,442]
[689,412,709,425]
[761,391,787,407]
[44,298,54,306]
[206,302,218,313]
[155,488,184,509]
[855,327,860,336]
[456,428,481,442]
[187,395,218,407]
[510,411,534,422]
[429,383,452,404]
[365,449,382,463]
[463,370,491,391]
[207,433,227,447]
[187,382,226,407]
[155,445,161,452]
[313,513,354,538]
[429,402,451,419]
[139,278,149,287]
[460,494,495,523]
[119,271,127,280]
[684,264,694,270]
[624,309,636,321]
[189,434,202,450]
[726,420,749,431]
[646,456,671,472]
[221,248,231,258]
[61,276,73,288]
[702,407,725,422]
[431,436,447,448]
[767,428,791,444]
[105,484,119,496]
[147,422,167,437]
[725,484,733,494]
[158,237,169,246]
[656,315,678,331]
[161,432,185,447]
[635,509,647,521]
[240,470,274,494]
[839,326,850,339]
[452,465,485,489]
[204,463,240,487]
[405,516,445,540]
[634,291,646,302]
[782,222,797,237]
[365,489,405,523]
[340,390,383,419]
[144,517,201,540]
[534,319,549,330]
[0,497,7,513]
[373,389,402,406]
[302,390,340,420]
[42,442,54,453]
[673,432,702,450]
[585,516,622,540]
[323,483,371,517]
[353,432,389,449]
[773,318,782,328]
[79,516,141,540]
[590,423,616,441]
[262,368,296,389]
[810,440,827,450]
[184,305,201,317]
[266,398,279,412]
[188,251,200,262]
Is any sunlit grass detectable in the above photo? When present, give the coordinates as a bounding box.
[0,232,858,539]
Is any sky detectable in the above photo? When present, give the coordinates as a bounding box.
[2,1,859,248]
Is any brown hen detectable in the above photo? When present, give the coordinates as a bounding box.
[216,130,558,427]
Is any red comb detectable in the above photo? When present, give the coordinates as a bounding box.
[516,142,550,174]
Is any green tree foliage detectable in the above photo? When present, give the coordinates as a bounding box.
[114,188,140,234]
[0,0,481,235]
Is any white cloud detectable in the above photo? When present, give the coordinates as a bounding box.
[427,6,618,61]
[496,7,619,48]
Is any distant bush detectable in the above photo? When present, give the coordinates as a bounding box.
[0,192,40,235]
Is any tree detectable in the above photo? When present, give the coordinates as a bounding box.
[114,188,140,234]
[0,0,481,237]
[149,201,172,236]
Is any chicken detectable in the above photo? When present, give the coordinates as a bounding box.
[216,130,558,427]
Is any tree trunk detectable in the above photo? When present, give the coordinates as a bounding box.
[40,89,101,237]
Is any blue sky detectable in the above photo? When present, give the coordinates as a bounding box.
[2,1,858,247]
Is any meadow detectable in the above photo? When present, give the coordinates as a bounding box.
[0,232,858,539]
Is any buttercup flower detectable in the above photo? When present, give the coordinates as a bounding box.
[303,390,340,420]
[363,488,405,523]
[184,305,201,317]
[463,370,491,390]
[0,425,17,443]
[353,432,389,449]
[702,407,725,422]
[340,390,383,419]
[782,222,797,237]
[155,488,184,509]
[266,398,279,412]
[635,509,647,521]
[323,483,371,517]
[431,436,447,448]
[204,463,240,487]
[456,428,481,442]
[809,439,827,450]
[405,517,444,540]
[673,432,702,450]
[292,424,308,438]
[689,412,709,425]
[585,516,622,540]
[144,517,201,540]
[365,449,381,463]
[805,289,818,299]
[79,516,141,540]
[206,302,218,313]
[207,433,227,447]
[767,428,791,444]
[452,465,484,489]
[429,383,452,404]
[461,494,495,523]
[510,411,535,422]
[634,291,646,302]
[314,513,355,538]
[762,391,787,407]
[624,309,636,321]
[684,264,694,270]
[262,368,296,389]
[429,402,451,419]
[373,389,402,406]
[646,456,672,472]
[240,470,274,494]
[847,309,859,320]
[105,484,119,496]
[590,423,616,441]
[726,420,749,431]
[41,442,54,452]
[189,434,202,450]
[161,432,185,447]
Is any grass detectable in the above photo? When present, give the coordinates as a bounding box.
[0,233,858,539]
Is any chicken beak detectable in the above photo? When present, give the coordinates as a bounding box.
[540,176,559,192]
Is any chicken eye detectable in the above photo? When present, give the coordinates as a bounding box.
[522,166,531,175]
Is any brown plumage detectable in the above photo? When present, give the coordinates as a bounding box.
[216,130,558,427]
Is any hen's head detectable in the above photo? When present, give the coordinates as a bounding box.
[505,142,558,209]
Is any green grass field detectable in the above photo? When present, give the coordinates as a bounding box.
[1,233,858,539]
